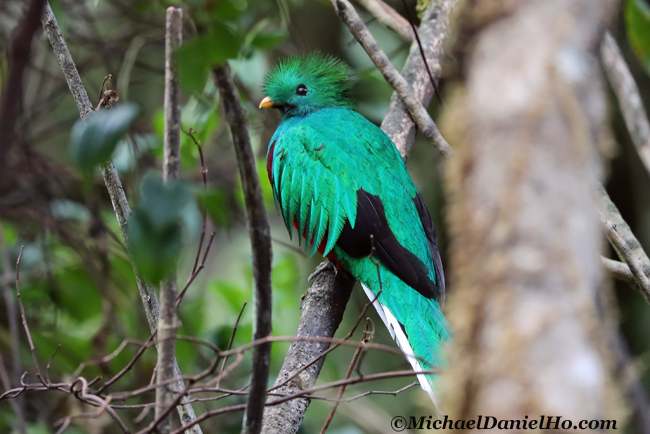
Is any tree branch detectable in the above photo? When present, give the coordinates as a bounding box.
[155,7,183,434]
[40,4,202,432]
[212,64,273,434]
[601,216,650,303]
[261,269,355,433]
[380,0,458,158]
[596,183,650,293]
[601,256,637,288]
[355,0,413,41]
[334,0,453,157]
[601,32,650,175]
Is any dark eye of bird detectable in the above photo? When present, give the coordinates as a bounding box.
[296,84,308,96]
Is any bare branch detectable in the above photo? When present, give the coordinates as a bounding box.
[601,256,637,288]
[15,247,44,385]
[601,32,650,174]
[177,369,436,434]
[40,4,202,432]
[212,63,273,434]
[320,320,373,433]
[356,0,413,41]
[261,270,355,433]
[601,217,650,303]
[155,7,184,434]
[334,0,453,157]
[596,183,650,294]
[381,0,458,158]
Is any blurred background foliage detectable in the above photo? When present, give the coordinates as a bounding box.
[0,0,649,433]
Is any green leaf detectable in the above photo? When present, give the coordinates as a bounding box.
[196,187,232,227]
[69,104,139,173]
[177,43,210,94]
[177,22,242,94]
[127,172,194,283]
[249,29,287,50]
[626,0,650,72]
[211,0,248,21]
[128,209,183,284]
[139,172,193,227]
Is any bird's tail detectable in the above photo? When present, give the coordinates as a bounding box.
[361,279,449,412]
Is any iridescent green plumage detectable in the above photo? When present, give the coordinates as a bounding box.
[262,53,449,407]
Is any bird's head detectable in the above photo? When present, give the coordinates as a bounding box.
[259,53,354,118]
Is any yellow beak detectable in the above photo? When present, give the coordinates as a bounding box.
[259,96,275,109]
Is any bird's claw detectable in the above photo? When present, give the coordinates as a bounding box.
[308,259,337,285]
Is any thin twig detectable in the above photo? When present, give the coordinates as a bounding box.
[320,320,374,433]
[97,334,156,394]
[174,369,437,434]
[333,0,453,157]
[381,0,458,158]
[213,63,273,434]
[176,127,215,307]
[176,232,216,308]
[217,302,248,388]
[398,0,444,105]
[601,32,650,175]
[46,345,61,384]
[601,256,637,289]
[356,0,413,41]
[15,246,44,385]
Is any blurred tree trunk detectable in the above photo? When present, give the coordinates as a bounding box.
[441,0,620,427]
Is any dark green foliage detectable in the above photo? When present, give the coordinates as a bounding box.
[626,0,650,73]
[177,22,242,93]
[127,172,194,283]
[68,104,139,173]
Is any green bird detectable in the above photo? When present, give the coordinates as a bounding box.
[259,53,450,407]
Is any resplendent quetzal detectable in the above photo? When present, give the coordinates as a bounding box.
[259,53,450,406]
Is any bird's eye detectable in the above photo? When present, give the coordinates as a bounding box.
[296,84,308,96]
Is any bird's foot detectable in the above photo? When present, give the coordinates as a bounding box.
[308,259,337,285]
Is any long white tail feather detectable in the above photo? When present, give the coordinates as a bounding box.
[360,283,440,412]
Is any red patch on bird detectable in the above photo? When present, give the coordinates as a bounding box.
[292,220,342,268]
[266,140,276,183]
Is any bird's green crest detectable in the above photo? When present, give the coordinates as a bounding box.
[263,53,355,117]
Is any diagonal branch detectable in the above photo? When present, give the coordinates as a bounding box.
[601,215,650,303]
[334,0,453,157]
[601,32,650,175]
[355,0,413,41]
[596,183,650,297]
[212,64,273,434]
[40,4,202,433]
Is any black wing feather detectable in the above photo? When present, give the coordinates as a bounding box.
[336,189,441,301]
[413,192,446,305]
